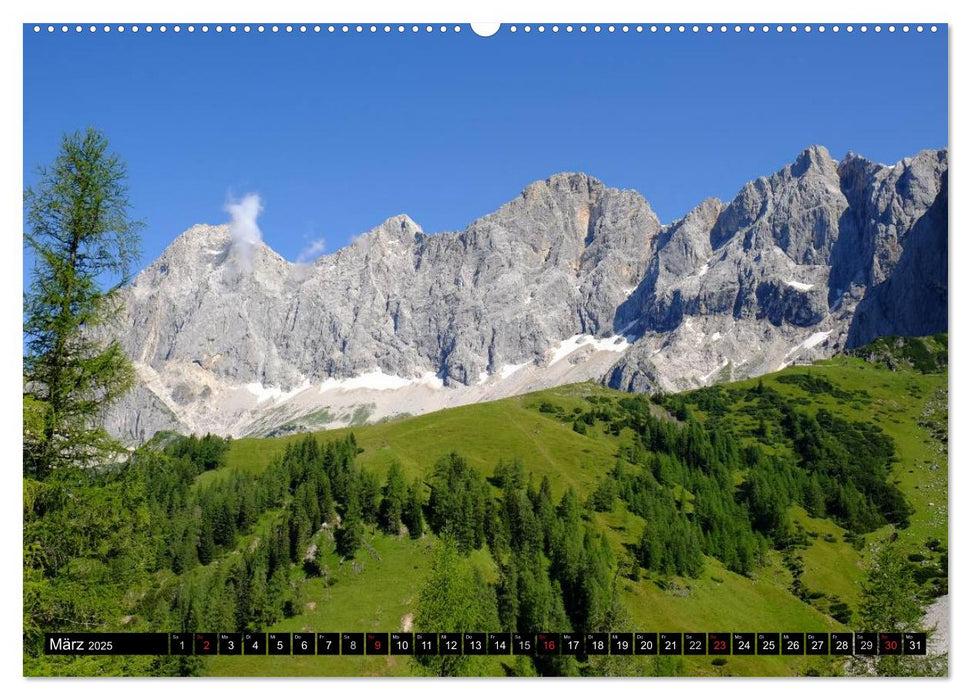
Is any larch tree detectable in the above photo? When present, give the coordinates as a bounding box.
[23,127,142,477]
[855,539,945,676]
[412,536,498,677]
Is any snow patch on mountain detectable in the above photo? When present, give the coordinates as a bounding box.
[787,330,833,357]
[317,369,444,393]
[246,380,312,404]
[500,362,531,379]
[546,334,630,366]
[785,280,815,292]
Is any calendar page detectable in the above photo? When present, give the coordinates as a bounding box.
[22,19,948,679]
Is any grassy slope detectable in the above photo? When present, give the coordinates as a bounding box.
[203,384,622,497]
[202,354,946,677]
[736,358,948,601]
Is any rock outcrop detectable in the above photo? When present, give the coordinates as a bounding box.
[104,146,947,442]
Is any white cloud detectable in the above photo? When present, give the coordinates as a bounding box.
[224,193,263,271]
[297,237,326,263]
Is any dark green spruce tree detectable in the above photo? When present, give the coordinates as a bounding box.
[336,483,365,558]
[379,462,407,534]
[403,478,425,538]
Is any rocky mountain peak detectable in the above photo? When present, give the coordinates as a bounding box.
[791,144,836,177]
[506,171,608,226]
[529,171,605,197]
[106,146,947,443]
[157,223,230,259]
[351,213,423,250]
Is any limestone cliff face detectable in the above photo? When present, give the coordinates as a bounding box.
[105,146,947,442]
[607,146,947,394]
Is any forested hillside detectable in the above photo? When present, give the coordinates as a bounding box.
[24,336,948,677]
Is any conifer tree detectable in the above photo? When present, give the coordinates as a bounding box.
[358,470,382,525]
[23,128,142,476]
[379,462,407,534]
[403,478,425,538]
[496,558,519,631]
[413,536,498,677]
[335,485,364,558]
[247,565,270,629]
[197,517,215,566]
[859,541,925,633]
[855,540,942,676]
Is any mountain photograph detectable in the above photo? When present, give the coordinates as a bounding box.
[21,21,949,682]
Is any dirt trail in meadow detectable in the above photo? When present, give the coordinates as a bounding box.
[923,594,949,655]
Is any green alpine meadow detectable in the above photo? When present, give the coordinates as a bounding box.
[24,335,948,677]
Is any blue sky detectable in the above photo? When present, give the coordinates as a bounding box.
[23,24,947,270]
